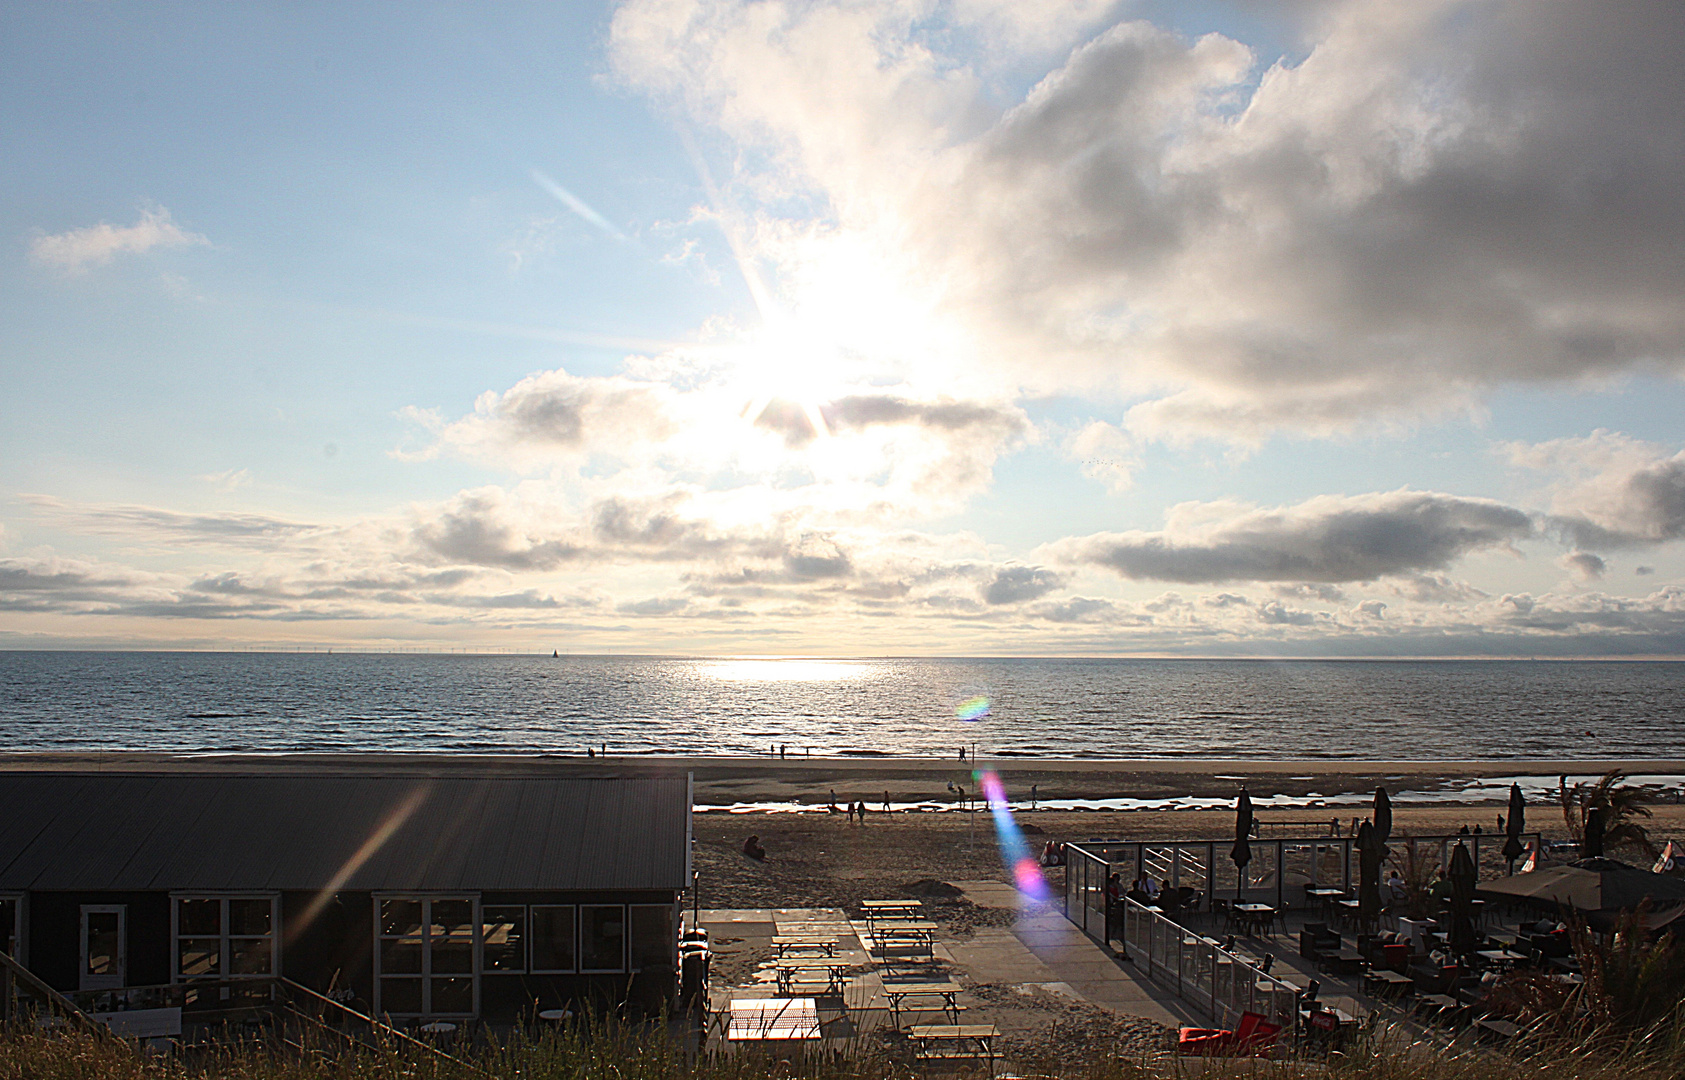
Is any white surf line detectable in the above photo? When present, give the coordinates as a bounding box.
[693,774,1685,814]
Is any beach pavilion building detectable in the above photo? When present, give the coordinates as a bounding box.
[0,769,691,1025]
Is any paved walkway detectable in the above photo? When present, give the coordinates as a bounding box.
[947,881,1200,1026]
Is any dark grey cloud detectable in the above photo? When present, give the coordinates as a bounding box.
[1052,490,1532,584]
[412,490,586,570]
[982,565,1065,604]
[21,494,318,546]
[1560,551,1606,581]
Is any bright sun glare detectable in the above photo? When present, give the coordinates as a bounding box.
[705,658,866,683]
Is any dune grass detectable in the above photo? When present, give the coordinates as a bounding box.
[3,1014,1685,1080]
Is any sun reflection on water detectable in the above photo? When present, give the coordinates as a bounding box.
[703,658,868,683]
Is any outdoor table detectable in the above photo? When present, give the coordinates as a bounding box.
[1321,948,1365,976]
[880,981,963,1023]
[1415,993,1461,1021]
[1332,898,1363,930]
[1364,969,1414,997]
[1235,903,1277,936]
[906,1024,998,1067]
[1475,949,1527,967]
[774,958,850,996]
[862,900,923,923]
[727,998,821,1041]
[870,921,939,952]
[1305,886,1344,920]
[773,937,838,958]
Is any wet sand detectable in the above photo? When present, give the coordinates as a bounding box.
[3,751,1680,808]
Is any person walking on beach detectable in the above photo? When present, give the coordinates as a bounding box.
[883,791,890,813]
[1031,784,1038,811]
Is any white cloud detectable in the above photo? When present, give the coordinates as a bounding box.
[610,0,1685,440]
[197,468,252,492]
[29,207,209,274]
[1510,431,1685,549]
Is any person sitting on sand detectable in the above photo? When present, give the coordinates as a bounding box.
[742,835,766,861]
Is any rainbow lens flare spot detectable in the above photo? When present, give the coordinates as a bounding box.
[956,696,991,721]
[977,769,1050,901]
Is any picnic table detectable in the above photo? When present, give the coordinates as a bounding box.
[772,936,838,958]
[727,998,821,1041]
[868,920,939,957]
[773,958,850,996]
[880,981,963,1023]
[907,1024,998,1069]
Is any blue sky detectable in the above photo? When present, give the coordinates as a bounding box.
[4,0,1685,655]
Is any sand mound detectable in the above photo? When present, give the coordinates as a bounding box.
[901,878,965,898]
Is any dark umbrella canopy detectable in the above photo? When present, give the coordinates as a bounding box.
[1478,857,1685,912]
[1584,806,1607,858]
[1357,820,1382,926]
[1447,842,1478,956]
[1231,788,1254,897]
[1502,783,1527,869]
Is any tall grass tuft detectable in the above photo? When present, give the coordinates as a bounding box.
[3,1013,1685,1080]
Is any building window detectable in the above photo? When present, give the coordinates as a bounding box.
[628,904,675,972]
[481,906,525,973]
[171,895,278,981]
[529,905,576,973]
[375,896,477,1017]
[579,905,625,973]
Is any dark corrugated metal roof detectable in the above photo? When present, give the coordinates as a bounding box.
[0,773,689,892]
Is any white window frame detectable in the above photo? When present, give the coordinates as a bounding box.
[170,893,282,984]
[79,904,126,991]
[372,894,480,1019]
[0,894,25,967]
[528,904,578,974]
[578,904,627,974]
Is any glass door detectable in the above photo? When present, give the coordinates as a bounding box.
[80,905,125,991]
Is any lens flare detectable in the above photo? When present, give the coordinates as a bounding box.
[956,696,991,721]
[976,769,1050,901]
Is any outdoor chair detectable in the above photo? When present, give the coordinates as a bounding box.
[1177,1010,1281,1057]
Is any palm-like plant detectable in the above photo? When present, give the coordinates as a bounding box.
[1559,770,1658,859]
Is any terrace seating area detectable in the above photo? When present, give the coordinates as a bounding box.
[1064,833,1579,1053]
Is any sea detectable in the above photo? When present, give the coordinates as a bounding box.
[0,652,1681,762]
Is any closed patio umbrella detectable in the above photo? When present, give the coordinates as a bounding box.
[1583,806,1606,859]
[1373,787,1393,846]
[1357,819,1382,928]
[1502,783,1526,873]
[1231,788,1254,899]
[1448,841,1478,957]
